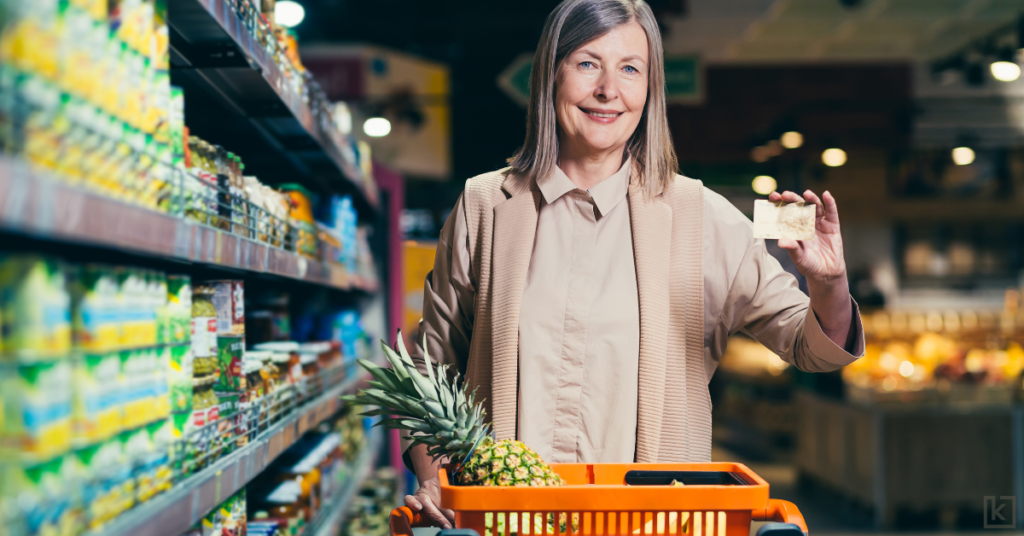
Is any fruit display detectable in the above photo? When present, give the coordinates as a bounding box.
[344,333,565,487]
[842,303,1024,404]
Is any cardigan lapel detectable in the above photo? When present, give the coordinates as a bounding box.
[627,185,672,462]
[487,173,541,441]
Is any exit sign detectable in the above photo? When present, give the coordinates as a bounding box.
[664,55,702,103]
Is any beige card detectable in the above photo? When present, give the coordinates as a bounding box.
[752,200,816,241]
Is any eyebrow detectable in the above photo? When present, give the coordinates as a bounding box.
[577,49,647,65]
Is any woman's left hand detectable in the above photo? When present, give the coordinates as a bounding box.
[768,189,846,282]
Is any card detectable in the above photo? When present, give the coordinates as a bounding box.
[752,200,816,241]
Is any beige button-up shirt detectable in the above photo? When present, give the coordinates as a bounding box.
[519,159,639,464]
[416,165,864,464]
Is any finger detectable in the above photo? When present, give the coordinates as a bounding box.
[419,500,452,532]
[418,496,452,529]
[768,191,782,202]
[778,238,801,251]
[822,190,840,223]
[780,191,803,204]
[443,509,456,524]
[802,190,824,220]
[405,494,422,512]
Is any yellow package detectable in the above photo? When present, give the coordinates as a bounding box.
[0,361,73,462]
[72,352,122,445]
[0,254,71,361]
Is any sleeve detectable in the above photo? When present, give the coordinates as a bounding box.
[717,215,865,373]
[402,195,477,473]
[407,194,477,374]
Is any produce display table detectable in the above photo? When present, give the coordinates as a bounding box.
[795,390,1024,529]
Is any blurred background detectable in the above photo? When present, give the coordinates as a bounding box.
[2,0,1024,535]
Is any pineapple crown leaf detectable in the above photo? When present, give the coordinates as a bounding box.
[348,330,492,467]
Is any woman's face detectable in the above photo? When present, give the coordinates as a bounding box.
[555,21,649,160]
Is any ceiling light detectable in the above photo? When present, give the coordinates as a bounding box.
[751,175,777,195]
[952,146,975,166]
[780,131,803,149]
[275,1,305,28]
[822,148,847,167]
[363,117,392,137]
[991,61,1021,82]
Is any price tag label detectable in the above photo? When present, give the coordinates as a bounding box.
[174,221,193,259]
[3,159,31,224]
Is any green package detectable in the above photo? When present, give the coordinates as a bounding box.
[168,344,194,413]
[216,336,244,392]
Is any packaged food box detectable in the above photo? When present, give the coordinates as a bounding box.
[72,351,123,445]
[214,389,241,457]
[0,454,78,536]
[71,265,121,352]
[166,275,192,344]
[72,435,132,530]
[208,280,245,336]
[217,336,245,392]
[169,344,194,413]
[117,268,159,348]
[0,361,73,461]
[0,255,72,360]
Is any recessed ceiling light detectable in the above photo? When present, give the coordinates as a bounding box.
[822,148,847,167]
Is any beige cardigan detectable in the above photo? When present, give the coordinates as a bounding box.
[415,167,862,463]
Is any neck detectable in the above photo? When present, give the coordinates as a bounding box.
[557,142,626,191]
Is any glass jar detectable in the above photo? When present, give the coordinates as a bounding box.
[191,285,218,376]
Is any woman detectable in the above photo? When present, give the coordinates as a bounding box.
[407,0,863,527]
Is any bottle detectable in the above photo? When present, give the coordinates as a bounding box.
[215,147,232,231]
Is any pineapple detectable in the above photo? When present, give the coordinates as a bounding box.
[343,332,564,487]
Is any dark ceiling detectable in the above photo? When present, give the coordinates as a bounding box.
[295,0,912,214]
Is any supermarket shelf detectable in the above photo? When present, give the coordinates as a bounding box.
[304,428,384,536]
[86,366,375,536]
[0,157,379,293]
[167,0,379,217]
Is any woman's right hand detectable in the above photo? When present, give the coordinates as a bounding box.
[404,476,455,528]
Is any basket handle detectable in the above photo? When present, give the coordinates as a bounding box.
[752,499,808,534]
[389,507,430,536]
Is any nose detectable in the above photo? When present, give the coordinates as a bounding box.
[594,69,619,101]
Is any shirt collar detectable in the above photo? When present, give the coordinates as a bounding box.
[537,158,632,218]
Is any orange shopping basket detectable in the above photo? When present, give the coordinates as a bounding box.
[389,463,808,536]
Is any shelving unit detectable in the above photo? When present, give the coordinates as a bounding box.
[1,0,399,534]
[303,429,384,536]
[167,0,379,218]
[0,158,378,292]
[82,370,377,536]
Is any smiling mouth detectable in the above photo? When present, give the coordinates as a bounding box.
[579,107,623,119]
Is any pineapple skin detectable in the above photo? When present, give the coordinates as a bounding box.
[457,438,565,487]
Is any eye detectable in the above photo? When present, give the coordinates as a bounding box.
[623,65,639,74]
[579,61,595,69]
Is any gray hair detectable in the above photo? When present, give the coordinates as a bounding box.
[508,0,678,198]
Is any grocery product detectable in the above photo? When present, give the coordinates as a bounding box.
[191,284,218,377]
[208,280,245,336]
[0,360,73,461]
[279,183,317,258]
[72,351,122,445]
[344,335,564,487]
[197,488,247,536]
[0,254,72,360]
[169,344,194,413]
